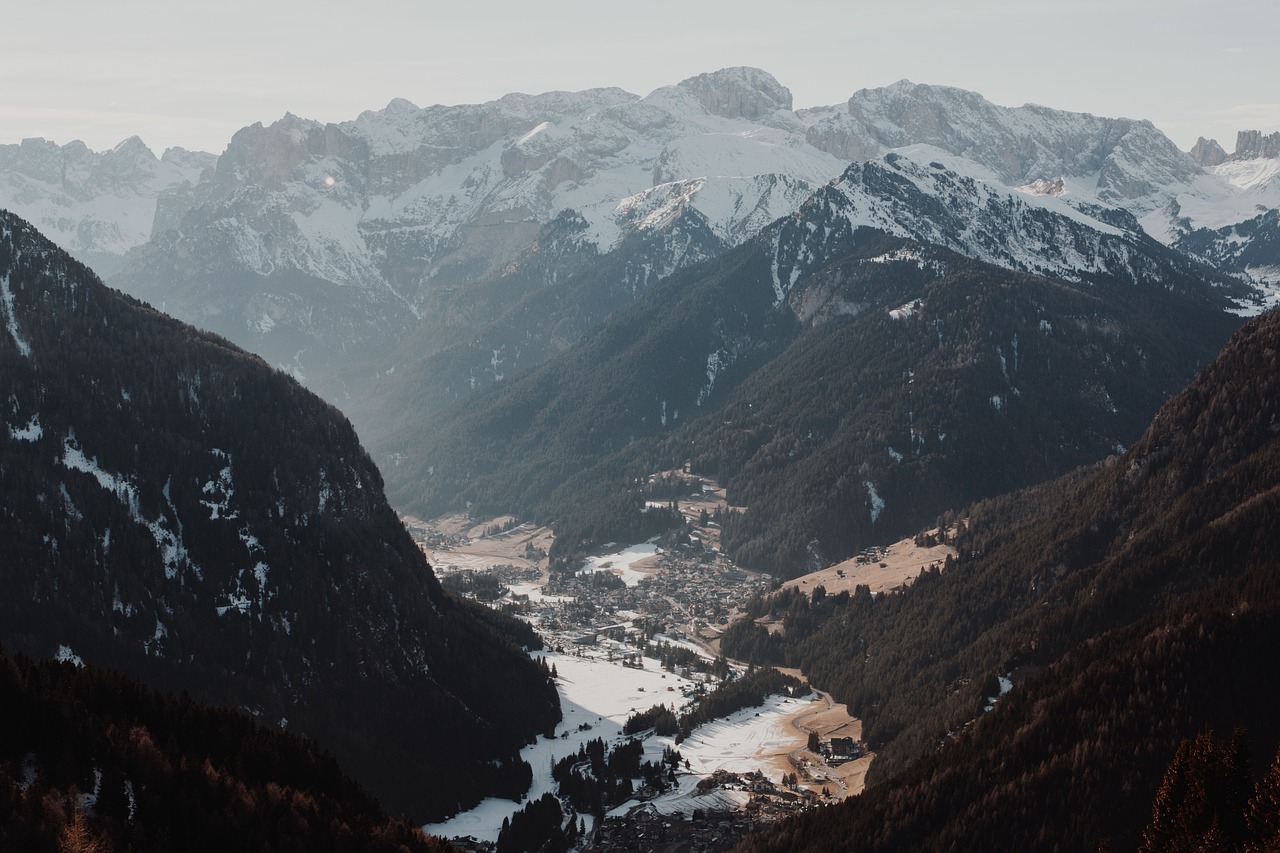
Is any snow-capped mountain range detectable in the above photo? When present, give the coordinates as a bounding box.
[766,150,1247,309]
[0,136,214,275]
[1,68,1276,400]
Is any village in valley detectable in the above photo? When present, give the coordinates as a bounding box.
[402,474,768,662]
[406,472,951,850]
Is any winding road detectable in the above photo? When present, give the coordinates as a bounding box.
[784,687,851,799]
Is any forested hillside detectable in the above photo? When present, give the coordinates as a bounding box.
[380,219,1240,576]
[0,210,559,821]
[729,311,1280,850]
[0,650,452,852]
[354,206,734,449]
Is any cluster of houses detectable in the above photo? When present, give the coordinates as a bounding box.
[592,771,821,853]
[516,544,769,659]
[854,545,890,565]
[818,736,864,765]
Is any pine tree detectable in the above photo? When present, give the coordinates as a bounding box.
[58,808,109,853]
[1246,747,1280,852]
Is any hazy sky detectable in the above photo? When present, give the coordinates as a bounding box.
[3,0,1276,155]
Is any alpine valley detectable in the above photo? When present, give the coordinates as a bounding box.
[3,65,1280,850]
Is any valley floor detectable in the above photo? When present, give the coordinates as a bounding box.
[408,504,912,847]
[422,649,815,844]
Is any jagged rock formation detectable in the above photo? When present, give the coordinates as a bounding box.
[108,69,844,399]
[766,153,1242,298]
[675,66,794,119]
[1148,129,1280,288]
[4,73,1275,507]
[1189,136,1228,167]
[1233,129,1280,160]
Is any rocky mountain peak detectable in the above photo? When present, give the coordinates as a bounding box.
[1232,129,1280,160]
[160,146,217,171]
[1188,136,1228,167]
[384,96,420,113]
[815,80,1201,215]
[847,79,997,133]
[675,66,792,119]
[110,135,155,158]
[219,112,363,187]
[96,136,164,191]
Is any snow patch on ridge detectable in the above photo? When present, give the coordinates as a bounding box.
[889,299,922,320]
[1,271,32,358]
[697,348,736,406]
[56,645,84,667]
[200,449,237,520]
[61,433,194,580]
[8,413,42,442]
[1228,270,1280,317]
[821,151,1150,285]
[865,480,885,523]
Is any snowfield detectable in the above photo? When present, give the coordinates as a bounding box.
[423,650,810,843]
[580,539,661,587]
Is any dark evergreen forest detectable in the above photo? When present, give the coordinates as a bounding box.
[0,211,560,821]
[729,311,1280,850]
[0,648,452,852]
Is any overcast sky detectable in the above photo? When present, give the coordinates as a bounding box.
[3,0,1276,156]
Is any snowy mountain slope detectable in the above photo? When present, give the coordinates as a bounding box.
[766,150,1247,308]
[1142,131,1280,297]
[110,69,847,398]
[0,137,213,275]
[156,68,844,296]
[356,146,1246,445]
[806,80,1204,216]
[1141,156,1280,239]
[808,84,1278,284]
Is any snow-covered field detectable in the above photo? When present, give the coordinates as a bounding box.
[423,650,809,842]
[580,540,660,587]
[637,693,811,817]
[505,580,575,604]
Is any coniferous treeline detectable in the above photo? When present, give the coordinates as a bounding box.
[0,649,451,852]
[357,208,733,454]
[648,640,719,676]
[677,669,807,740]
[496,792,578,853]
[624,668,807,742]
[547,496,682,568]
[624,704,681,737]
[720,585,854,665]
[441,570,510,602]
[722,310,1280,788]
[550,738,682,817]
[1140,730,1280,852]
